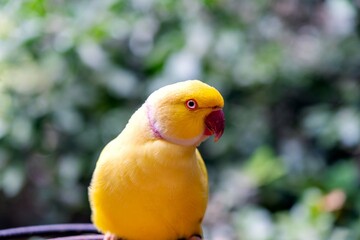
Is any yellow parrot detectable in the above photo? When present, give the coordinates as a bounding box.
[89,80,225,240]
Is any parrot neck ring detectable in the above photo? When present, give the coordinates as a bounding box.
[146,104,163,140]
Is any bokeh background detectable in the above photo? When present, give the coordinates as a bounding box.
[0,0,360,239]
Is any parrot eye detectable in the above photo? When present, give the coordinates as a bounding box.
[185,99,197,110]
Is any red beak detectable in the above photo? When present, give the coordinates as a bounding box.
[204,109,225,142]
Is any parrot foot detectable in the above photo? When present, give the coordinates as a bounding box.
[188,235,202,240]
[104,232,118,240]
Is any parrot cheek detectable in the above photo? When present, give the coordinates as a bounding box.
[204,109,225,142]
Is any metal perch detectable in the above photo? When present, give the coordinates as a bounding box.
[0,223,102,240]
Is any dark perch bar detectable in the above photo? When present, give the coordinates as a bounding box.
[0,224,101,239]
[49,235,103,240]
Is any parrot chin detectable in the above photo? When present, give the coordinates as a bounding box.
[204,109,225,142]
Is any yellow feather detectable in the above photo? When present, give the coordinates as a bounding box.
[89,80,223,240]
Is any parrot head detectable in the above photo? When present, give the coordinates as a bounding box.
[145,80,225,146]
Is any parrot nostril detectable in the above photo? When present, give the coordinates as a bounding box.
[212,105,221,109]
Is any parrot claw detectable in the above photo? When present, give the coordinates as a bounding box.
[188,235,202,240]
[104,232,118,240]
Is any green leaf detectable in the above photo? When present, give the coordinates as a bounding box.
[243,146,285,185]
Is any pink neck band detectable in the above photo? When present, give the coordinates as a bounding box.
[146,103,163,139]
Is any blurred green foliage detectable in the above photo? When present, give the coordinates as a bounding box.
[0,0,360,239]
